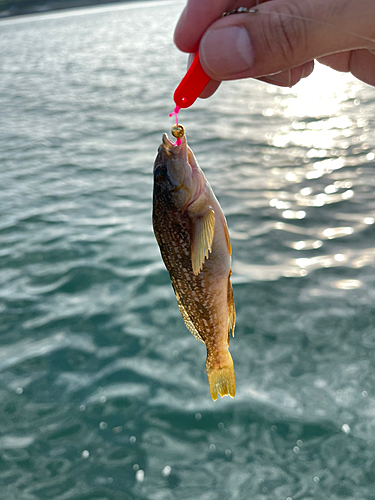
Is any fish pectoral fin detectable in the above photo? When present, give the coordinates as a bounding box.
[174,290,205,344]
[191,208,215,275]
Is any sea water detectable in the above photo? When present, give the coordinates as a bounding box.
[0,1,375,499]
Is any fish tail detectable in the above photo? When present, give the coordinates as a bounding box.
[206,350,236,401]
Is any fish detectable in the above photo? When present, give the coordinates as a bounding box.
[152,132,235,400]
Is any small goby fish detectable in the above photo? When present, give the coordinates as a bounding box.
[152,133,235,400]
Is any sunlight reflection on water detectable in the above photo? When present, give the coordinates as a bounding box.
[226,63,375,284]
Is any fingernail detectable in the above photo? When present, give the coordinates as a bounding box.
[187,53,194,69]
[200,27,254,77]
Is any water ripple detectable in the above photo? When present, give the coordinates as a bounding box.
[1,2,375,499]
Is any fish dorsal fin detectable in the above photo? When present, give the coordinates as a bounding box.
[227,270,235,342]
[174,289,205,344]
[191,208,215,275]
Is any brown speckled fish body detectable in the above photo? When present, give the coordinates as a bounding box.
[152,134,235,400]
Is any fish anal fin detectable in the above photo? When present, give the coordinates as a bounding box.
[174,290,204,344]
[191,208,215,275]
[227,270,235,341]
[206,350,235,401]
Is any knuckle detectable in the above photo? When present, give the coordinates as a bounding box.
[262,2,310,67]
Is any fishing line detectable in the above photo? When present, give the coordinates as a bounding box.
[223,6,375,47]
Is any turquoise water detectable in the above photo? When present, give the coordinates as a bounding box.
[1,2,375,499]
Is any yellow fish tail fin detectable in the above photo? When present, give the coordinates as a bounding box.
[206,351,235,401]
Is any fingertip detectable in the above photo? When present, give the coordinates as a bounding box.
[258,61,315,88]
[174,0,238,54]
[301,60,314,79]
[174,6,199,53]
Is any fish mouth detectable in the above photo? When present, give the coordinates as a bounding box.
[161,133,187,154]
[162,133,175,149]
[160,133,199,178]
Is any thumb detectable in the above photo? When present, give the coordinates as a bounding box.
[199,0,375,81]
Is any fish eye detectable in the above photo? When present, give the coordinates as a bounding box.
[154,164,168,179]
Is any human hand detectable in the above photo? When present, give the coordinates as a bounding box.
[174,0,375,98]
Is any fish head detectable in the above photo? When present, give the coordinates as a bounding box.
[153,134,204,210]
